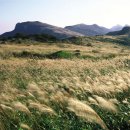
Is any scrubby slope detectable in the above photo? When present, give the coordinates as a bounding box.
[107,26,130,36]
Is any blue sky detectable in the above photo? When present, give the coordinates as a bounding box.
[0,0,130,34]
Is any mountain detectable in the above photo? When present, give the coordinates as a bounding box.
[107,26,130,36]
[0,21,83,39]
[65,24,110,36]
[110,25,123,31]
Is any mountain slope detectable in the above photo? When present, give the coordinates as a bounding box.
[107,26,130,36]
[110,25,123,31]
[65,24,110,36]
[0,21,83,39]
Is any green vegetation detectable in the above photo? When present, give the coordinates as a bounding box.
[0,33,58,44]
[48,51,75,59]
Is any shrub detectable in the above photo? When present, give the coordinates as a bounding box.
[12,51,45,59]
[75,50,81,56]
[103,53,116,59]
[48,51,75,59]
[92,50,99,53]
[86,43,93,47]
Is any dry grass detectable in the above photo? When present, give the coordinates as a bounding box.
[12,102,31,115]
[0,40,130,129]
[94,96,118,112]
[28,101,56,115]
[20,123,32,130]
[67,98,109,130]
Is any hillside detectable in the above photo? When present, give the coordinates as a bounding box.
[107,26,130,36]
[65,24,110,36]
[0,21,83,39]
[110,25,123,31]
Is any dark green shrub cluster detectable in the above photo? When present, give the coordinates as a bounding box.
[48,51,75,59]
[102,53,117,60]
[12,50,118,61]
[12,51,46,59]
[12,50,75,59]
[0,33,58,44]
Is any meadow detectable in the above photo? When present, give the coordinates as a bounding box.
[0,36,130,130]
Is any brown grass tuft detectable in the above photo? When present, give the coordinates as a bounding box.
[94,96,118,113]
[88,97,98,105]
[12,102,31,114]
[28,101,56,115]
[0,104,13,112]
[20,123,32,130]
[67,98,109,130]
[27,82,40,93]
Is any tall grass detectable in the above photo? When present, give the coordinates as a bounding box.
[0,41,130,130]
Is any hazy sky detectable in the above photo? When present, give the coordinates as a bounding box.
[0,0,130,34]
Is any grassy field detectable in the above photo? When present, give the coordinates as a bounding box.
[0,36,130,130]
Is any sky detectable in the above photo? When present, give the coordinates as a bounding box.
[0,0,130,34]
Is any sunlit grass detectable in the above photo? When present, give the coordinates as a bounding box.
[0,39,130,130]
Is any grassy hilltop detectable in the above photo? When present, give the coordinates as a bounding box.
[0,35,130,130]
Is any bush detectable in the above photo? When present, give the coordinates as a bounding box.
[75,50,81,56]
[86,43,93,47]
[92,50,99,53]
[48,51,75,59]
[103,53,116,59]
[12,51,45,59]
[64,37,84,45]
